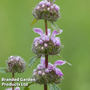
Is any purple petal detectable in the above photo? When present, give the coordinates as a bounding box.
[33,37,41,43]
[55,68,63,76]
[59,29,63,34]
[42,35,50,41]
[47,29,51,36]
[33,28,43,36]
[55,37,60,42]
[51,6,54,9]
[54,60,66,66]
[41,57,45,67]
[45,69,49,73]
[37,64,44,69]
[48,63,54,70]
[44,43,48,47]
[52,30,59,37]
[46,2,50,6]
[55,6,60,11]
[39,40,43,44]
[15,87,20,90]
[56,42,60,46]
[38,71,42,75]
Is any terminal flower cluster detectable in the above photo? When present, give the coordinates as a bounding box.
[32,0,60,21]
[32,57,66,84]
[32,28,63,56]
[7,56,26,73]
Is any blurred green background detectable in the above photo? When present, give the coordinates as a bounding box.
[0,0,90,90]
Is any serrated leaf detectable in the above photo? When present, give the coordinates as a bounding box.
[48,83,61,90]
[50,21,59,32]
[28,56,37,68]
[24,87,30,90]
[0,67,8,73]
[56,54,72,66]
[31,18,38,26]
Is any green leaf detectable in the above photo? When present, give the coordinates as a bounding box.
[0,67,8,73]
[24,87,30,90]
[50,21,59,32]
[24,82,35,90]
[56,54,64,60]
[28,82,35,87]
[28,56,37,68]
[48,83,61,90]
[56,54,72,66]
[31,18,38,26]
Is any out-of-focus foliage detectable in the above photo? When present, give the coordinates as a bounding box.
[0,0,90,90]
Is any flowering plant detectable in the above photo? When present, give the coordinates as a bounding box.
[0,0,71,90]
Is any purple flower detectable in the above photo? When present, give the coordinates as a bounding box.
[7,56,26,73]
[33,69,36,72]
[33,28,51,37]
[37,57,66,76]
[54,60,66,66]
[33,28,43,36]
[15,87,20,90]
[42,72,45,76]
[41,35,50,41]
[33,28,62,45]
[38,71,42,75]
[39,40,43,44]
[33,37,41,43]
[55,6,60,11]
[5,87,20,90]
[54,68,63,76]
[37,64,44,69]
[44,43,48,47]
[51,6,54,9]
[40,57,45,68]
[46,2,50,6]
[33,72,37,76]
[51,30,63,46]
[45,69,49,73]
[39,1,45,5]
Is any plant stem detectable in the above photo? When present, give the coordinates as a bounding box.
[44,20,48,90]
[12,72,14,90]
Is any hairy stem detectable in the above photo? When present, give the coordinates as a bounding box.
[44,20,48,90]
[12,72,14,90]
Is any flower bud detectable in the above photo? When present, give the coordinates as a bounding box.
[6,56,26,73]
[38,71,42,75]
[32,1,60,21]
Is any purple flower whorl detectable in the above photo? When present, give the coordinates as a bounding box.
[6,56,26,73]
[32,28,63,57]
[32,0,60,21]
[32,57,66,85]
